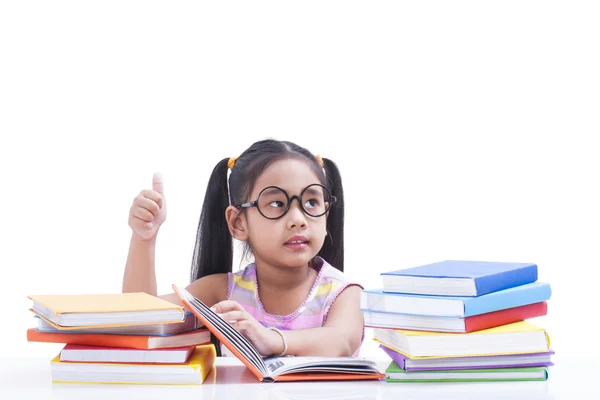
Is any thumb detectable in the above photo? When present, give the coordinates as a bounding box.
[152,172,165,195]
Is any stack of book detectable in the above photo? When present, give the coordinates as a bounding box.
[361,260,553,382]
[26,292,215,385]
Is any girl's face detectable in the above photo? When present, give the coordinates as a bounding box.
[231,158,328,269]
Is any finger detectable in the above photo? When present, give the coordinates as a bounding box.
[131,216,153,231]
[219,310,247,323]
[140,190,164,209]
[136,195,161,217]
[231,320,253,335]
[211,300,244,313]
[133,206,154,222]
[152,172,164,195]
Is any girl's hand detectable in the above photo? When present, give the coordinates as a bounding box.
[211,300,285,357]
[128,173,167,241]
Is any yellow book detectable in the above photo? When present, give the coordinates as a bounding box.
[28,292,185,329]
[373,321,551,359]
[51,344,216,385]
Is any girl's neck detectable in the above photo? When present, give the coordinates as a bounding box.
[254,260,314,293]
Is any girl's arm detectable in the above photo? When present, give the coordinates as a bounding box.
[121,173,227,307]
[122,233,158,295]
[282,285,363,357]
[122,174,167,296]
[214,285,364,357]
[121,230,228,307]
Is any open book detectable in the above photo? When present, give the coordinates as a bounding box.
[172,284,385,382]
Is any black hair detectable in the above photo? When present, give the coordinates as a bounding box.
[189,139,345,354]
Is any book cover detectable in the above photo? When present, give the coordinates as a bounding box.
[33,311,200,336]
[59,344,196,364]
[384,361,549,382]
[465,301,547,332]
[363,301,548,333]
[27,327,211,349]
[373,321,551,358]
[381,260,538,296]
[380,345,555,371]
[361,282,551,317]
[28,292,185,328]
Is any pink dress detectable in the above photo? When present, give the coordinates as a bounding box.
[225,256,364,357]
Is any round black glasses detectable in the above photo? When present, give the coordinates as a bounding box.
[234,184,336,220]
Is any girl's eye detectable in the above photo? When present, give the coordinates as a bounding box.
[269,201,285,208]
[304,199,319,208]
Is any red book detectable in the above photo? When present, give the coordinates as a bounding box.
[27,328,211,349]
[464,302,547,332]
[364,302,548,333]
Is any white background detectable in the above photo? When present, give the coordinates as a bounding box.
[1,1,598,361]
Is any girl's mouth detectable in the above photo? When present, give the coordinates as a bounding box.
[284,237,310,250]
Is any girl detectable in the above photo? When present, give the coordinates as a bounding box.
[122,139,364,358]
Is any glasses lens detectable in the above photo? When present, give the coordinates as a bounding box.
[257,187,289,219]
[301,184,331,217]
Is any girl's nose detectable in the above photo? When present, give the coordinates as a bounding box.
[287,201,307,229]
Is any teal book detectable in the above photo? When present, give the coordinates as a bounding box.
[385,361,548,382]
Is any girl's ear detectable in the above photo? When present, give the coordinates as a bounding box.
[226,205,249,241]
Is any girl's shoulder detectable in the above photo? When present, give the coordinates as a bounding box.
[309,257,363,323]
[312,256,363,290]
[226,262,258,299]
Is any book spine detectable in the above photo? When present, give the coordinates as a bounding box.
[473,264,538,296]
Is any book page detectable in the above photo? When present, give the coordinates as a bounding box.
[175,287,267,376]
[264,356,380,377]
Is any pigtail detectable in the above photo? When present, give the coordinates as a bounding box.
[318,157,344,272]
[189,157,231,357]
[190,157,233,283]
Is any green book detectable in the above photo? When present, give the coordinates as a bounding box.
[385,361,548,382]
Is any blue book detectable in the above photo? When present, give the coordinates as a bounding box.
[381,260,538,296]
[361,282,552,317]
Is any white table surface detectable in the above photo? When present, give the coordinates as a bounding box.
[0,354,597,399]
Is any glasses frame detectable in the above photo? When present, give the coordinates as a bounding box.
[234,183,336,220]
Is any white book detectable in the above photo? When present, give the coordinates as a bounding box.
[51,344,215,385]
[364,310,468,333]
[59,344,196,364]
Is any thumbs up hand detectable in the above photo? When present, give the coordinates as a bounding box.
[128,173,168,240]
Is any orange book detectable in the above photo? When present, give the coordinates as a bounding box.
[172,284,385,382]
[27,327,211,349]
[28,292,185,329]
